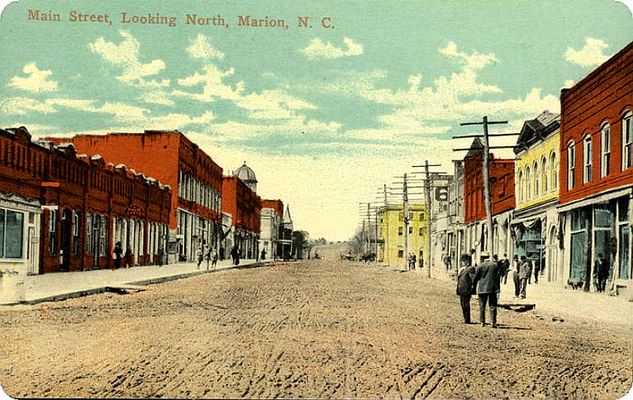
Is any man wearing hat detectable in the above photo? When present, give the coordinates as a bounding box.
[456,254,476,324]
[473,251,501,328]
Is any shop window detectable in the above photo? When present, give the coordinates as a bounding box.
[600,123,611,178]
[618,199,630,280]
[0,209,24,259]
[570,231,587,280]
[593,206,613,228]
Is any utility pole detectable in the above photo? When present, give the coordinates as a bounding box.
[412,162,443,278]
[367,202,371,255]
[424,161,432,278]
[455,116,516,256]
[403,173,409,270]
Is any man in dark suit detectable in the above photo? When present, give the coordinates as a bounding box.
[456,254,476,324]
[473,251,501,328]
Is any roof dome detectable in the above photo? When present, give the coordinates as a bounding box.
[235,161,257,192]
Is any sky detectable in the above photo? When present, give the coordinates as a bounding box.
[0,0,632,241]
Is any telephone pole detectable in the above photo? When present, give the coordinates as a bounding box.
[455,116,516,255]
[403,173,410,270]
[412,162,443,278]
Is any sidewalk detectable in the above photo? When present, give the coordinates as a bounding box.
[430,263,633,328]
[0,258,274,306]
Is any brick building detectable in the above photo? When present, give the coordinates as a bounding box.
[0,127,171,275]
[260,199,284,260]
[558,41,633,293]
[463,138,515,261]
[221,176,261,260]
[48,131,223,263]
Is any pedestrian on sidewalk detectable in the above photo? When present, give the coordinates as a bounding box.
[518,255,532,299]
[211,247,218,269]
[499,253,510,285]
[533,255,540,284]
[595,253,610,292]
[511,255,521,298]
[231,245,240,266]
[456,254,476,324]
[124,247,133,268]
[197,245,205,269]
[473,252,501,328]
[114,242,123,270]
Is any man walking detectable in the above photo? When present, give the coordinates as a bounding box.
[456,254,476,324]
[473,252,501,328]
[518,255,532,299]
[499,253,510,284]
[511,255,520,298]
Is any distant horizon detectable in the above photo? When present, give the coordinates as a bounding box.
[1,0,632,241]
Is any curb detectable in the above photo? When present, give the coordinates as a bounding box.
[1,261,276,306]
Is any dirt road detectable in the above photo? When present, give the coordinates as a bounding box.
[1,260,631,398]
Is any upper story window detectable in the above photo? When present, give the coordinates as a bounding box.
[517,170,523,203]
[533,161,540,198]
[623,110,632,171]
[526,166,532,200]
[583,135,592,184]
[551,152,558,190]
[567,141,576,190]
[600,123,611,178]
[541,156,549,193]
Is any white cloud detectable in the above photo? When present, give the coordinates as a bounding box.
[89,31,173,105]
[187,34,225,60]
[0,97,56,115]
[564,37,611,67]
[8,63,58,93]
[175,64,245,102]
[301,37,364,60]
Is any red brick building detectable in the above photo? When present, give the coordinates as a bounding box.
[0,127,171,275]
[221,176,262,260]
[463,138,515,259]
[48,131,223,263]
[558,41,633,291]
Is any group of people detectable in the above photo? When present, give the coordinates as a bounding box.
[196,245,219,271]
[407,252,423,270]
[113,241,135,269]
[456,251,510,328]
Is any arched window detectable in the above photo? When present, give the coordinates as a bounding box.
[541,156,549,193]
[534,161,540,198]
[600,122,611,178]
[517,170,523,203]
[567,141,576,190]
[583,134,592,184]
[623,110,632,171]
[551,152,558,190]
[526,166,532,200]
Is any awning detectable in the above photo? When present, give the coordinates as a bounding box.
[511,212,546,228]
[558,187,631,213]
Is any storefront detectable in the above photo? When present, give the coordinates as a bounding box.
[560,188,632,292]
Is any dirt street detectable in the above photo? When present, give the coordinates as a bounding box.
[1,260,631,399]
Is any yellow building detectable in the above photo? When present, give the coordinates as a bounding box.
[379,203,428,269]
[512,111,561,283]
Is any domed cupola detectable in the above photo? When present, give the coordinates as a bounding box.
[235,161,257,192]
